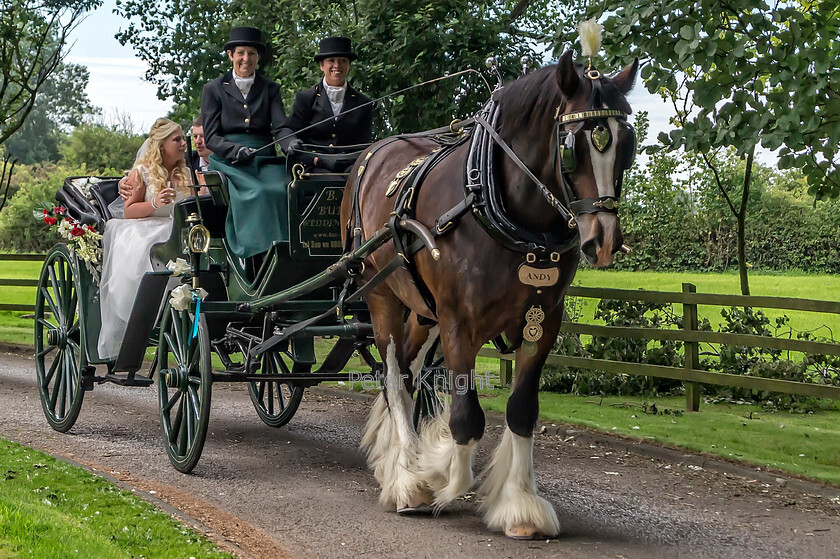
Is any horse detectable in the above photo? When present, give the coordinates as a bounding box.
[340,50,638,539]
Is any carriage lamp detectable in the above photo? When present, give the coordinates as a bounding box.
[186,213,211,254]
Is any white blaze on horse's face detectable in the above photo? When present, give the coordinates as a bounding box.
[577,117,625,268]
[584,118,621,199]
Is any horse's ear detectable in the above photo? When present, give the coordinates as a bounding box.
[611,57,639,95]
[556,50,580,98]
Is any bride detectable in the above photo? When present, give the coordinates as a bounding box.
[98,118,191,360]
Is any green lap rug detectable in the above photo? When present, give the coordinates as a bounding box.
[209,134,288,258]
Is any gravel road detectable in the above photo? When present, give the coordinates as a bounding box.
[2,347,840,559]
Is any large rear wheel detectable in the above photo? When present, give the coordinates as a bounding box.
[34,245,87,432]
[157,302,212,473]
[248,349,305,428]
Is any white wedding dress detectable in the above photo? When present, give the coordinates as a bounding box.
[97,166,186,360]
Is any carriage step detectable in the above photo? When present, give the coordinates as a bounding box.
[98,373,155,387]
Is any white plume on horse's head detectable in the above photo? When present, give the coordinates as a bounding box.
[578,18,604,58]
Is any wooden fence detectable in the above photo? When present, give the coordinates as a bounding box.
[0,253,43,312]
[4,252,840,410]
[479,283,840,410]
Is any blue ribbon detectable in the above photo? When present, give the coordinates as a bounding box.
[191,293,201,340]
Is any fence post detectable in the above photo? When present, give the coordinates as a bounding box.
[682,283,700,411]
[499,356,513,387]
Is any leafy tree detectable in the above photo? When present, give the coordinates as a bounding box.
[0,0,101,145]
[114,0,586,134]
[4,63,99,164]
[564,1,840,294]
[59,117,146,174]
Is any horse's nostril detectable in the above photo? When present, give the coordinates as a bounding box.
[581,240,598,261]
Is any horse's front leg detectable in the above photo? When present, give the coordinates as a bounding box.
[416,320,485,509]
[477,312,562,539]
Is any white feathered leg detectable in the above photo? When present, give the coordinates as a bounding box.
[416,411,476,510]
[359,337,424,509]
[477,426,560,539]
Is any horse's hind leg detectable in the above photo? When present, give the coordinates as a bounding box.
[359,291,427,511]
[416,323,485,509]
[477,318,562,539]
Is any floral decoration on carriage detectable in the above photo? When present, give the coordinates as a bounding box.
[33,177,104,282]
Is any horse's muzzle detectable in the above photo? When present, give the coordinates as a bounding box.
[578,212,623,268]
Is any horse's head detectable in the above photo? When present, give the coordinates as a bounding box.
[555,50,638,267]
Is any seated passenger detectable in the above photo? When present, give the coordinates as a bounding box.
[98,118,190,360]
[201,25,295,261]
[189,115,213,184]
[286,37,373,173]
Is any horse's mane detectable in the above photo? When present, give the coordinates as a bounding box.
[494,62,633,136]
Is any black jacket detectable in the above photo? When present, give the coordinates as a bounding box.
[288,81,373,147]
[201,70,294,160]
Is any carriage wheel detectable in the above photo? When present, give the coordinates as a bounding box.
[248,350,305,428]
[157,302,212,473]
[34,245,87,433]
[413,334,447,429]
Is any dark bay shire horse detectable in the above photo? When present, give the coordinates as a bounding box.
[340,50,638,539]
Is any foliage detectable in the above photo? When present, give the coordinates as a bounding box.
[570,0,840,199]
[542,297,684,396]
[563,1,840,294]
[0,162,112,252]
[0,0,101,145]
[114,0,587,134]
[59,120,146,174]
[4,62,99,164]
[700,308,840,411]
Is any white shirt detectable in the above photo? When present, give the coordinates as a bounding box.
[233,73,255,99]
[322,78,347,115]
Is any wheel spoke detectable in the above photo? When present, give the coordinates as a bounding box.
[178,399,189,455]
[163,387,180,413]
[41,285,62,324]
[170,398,184,445]
[37,316,57,331]
[45,351,61,384]
[57,352,69,417]
[37,345,57,358]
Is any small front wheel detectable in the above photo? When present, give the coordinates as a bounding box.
[34,245,87,432]
[157,302,212,473]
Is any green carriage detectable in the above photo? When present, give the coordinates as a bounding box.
[33,154,444,473]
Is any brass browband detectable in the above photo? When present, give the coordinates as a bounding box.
[558,108,628,123]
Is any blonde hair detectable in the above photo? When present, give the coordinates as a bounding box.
[136,118,190,195]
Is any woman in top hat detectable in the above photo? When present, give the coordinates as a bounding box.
[200,26,295,264]
[286,37,373,172]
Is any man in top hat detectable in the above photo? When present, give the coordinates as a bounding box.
[285,37,373,172]
[200,26,295,265]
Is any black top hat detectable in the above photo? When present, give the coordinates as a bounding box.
[224,26,267,54]
[314,37,357,62]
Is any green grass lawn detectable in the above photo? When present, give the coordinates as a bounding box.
[573,269,840,339]
[0,439,232,558]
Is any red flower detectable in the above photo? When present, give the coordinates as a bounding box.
[71,226,85,237]
[44,216,57,225]
[86,225,96,232]
[55,206,66,214]
[42,209,49,216]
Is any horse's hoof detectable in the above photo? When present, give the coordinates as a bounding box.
[397,502,434,515]
[505,525,552,540]
[397,486,435,515]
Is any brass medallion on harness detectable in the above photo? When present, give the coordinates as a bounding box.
[523,304,545,343]
[385,149,441,197]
